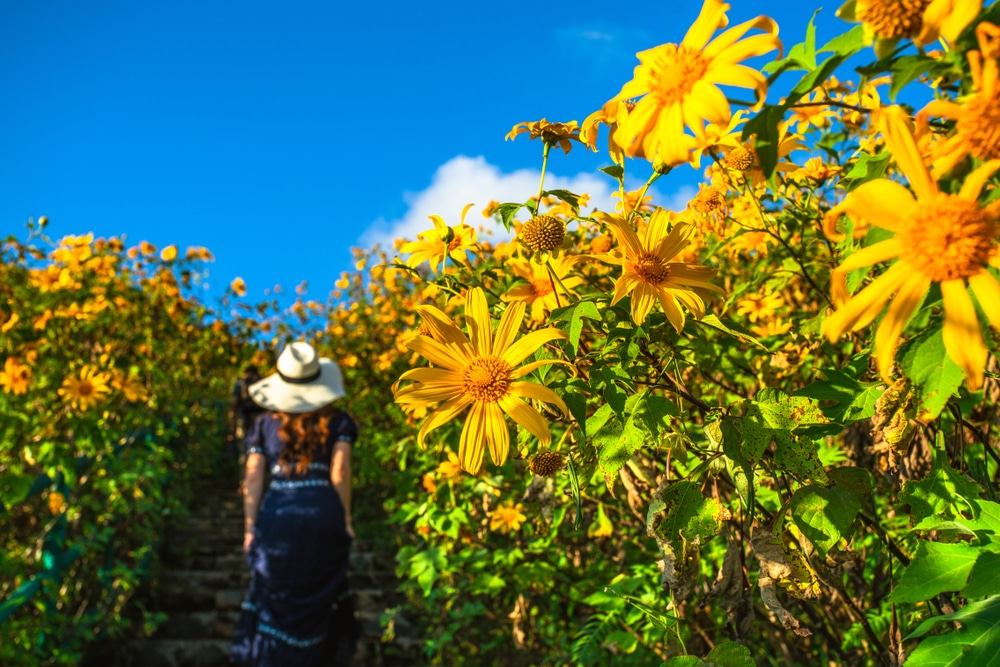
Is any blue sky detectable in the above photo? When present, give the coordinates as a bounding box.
[1,1,858,310]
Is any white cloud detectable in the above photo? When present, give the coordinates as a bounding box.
[360,155,699,252]
[360,155,613,250]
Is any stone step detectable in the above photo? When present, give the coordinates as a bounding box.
[124,638,231,667]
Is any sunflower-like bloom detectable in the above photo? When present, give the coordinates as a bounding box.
[58,365,113,411]
[506,119,581,155]
[823,106,1000,389]
[607,0,781,166]
[598,209,724,328]
[837,0,980,58]
[394,288,568,474]
[490,501,528,533]
[399,204,479,272]
[0,357,32,395]
[580,100,637,164]
[918,22,1000,177]
[504,256,584,324]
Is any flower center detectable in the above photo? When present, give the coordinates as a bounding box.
[648,44,709,105]
[462,357,512,403]
[898,194,997,281]
[633,252,671,284]
[519,216,565,252]
[529,279,554,298]
[691,187,727,214]
[855,0,930,39]
[957,93,1000,161]
[77,380,96,398]
[725,147,755,171]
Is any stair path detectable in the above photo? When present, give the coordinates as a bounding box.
[121,482,422,666]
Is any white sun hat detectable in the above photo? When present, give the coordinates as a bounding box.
[248,342,345,414]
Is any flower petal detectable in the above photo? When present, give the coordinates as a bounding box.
[969,270,1000,330]
[482,401,510,466]
[682,0,730,50]
[873,271,930,382]
[835,180,917,232]
[836,238,904,273]
[466,287,492,357]
[941,279,988,390]
[509,380,569,416]
[493,300,527,354]
[459,402,487,473]
[823,261,909,340]
[417,394,473,448]
[958,159,1000,201]
[658,290,686,332]
[408,336,469,371]
[500,327,567,367]
[878,106,936,201]
[631,283,658,324]
[612,271,641,306]
[498,394,551,444]
[416,305,475,357]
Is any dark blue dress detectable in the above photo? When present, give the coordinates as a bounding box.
[230,411,359,666]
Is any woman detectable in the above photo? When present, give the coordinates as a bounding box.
[230,341,359,666]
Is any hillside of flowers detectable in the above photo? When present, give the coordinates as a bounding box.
[5,0,1000,664]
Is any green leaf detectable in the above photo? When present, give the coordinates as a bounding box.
[647,481,726,545]
[541,189,580,208]
[494,202,524,232]
[742,105,785,183]
[551,300,602,356]
[890,541,978,603]
[599,165,624,180]
[817,25,866,56]
[794,369,884,424]
[966,552,1000,598]
[662,641,755,666]
[784,53,852,108]
[888,54,938,101]
[0,474,35,510]
[905,595,1000,667]
[840,151,892,192]
[790,484,862,555]
[695,314,767,350]
[567,457,582,530]
[899,443,983,523]
[734,389,830,483]
[898,325,964,419]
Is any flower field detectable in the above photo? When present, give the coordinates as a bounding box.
[5,0,1000,664]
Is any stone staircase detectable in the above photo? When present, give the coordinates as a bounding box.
[115,482,422,666]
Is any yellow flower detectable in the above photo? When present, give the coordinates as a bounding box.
[1,312,19,333]
[823,106,1000,389]
[490,501,527,533]
[33,310,53,331]
[399,204,479,272]
[112,371,148,403]
[587,503,614,539]
[230,277,247,297]
[506,119,581,155]
[752,318,793,338]
[48,492,66,515]
[918,22,1000,177]
[58,365,113,411]
[0,357,32,395]
[436,451,463,479]
[504,257,584,324]
[737,292,784,323]
[580,100,636,164]
[422,473,438,494]
[598,209,724,328]
[608,0,781,165]
[612,189,654,217]
[160,245,178,261]
[837,0,980,58]
[787,92,841,134]
[394,287,568,474]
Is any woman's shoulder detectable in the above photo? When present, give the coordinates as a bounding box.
[330,409,358,443]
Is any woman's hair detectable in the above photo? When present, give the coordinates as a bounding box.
[275,404,342,475]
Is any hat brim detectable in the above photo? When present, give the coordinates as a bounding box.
[248,358,345,414]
